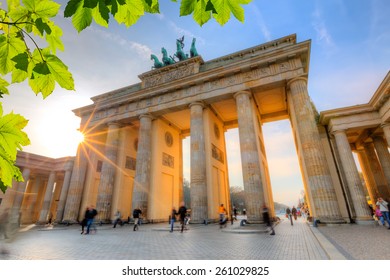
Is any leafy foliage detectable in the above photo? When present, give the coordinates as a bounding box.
[0,103,30,193]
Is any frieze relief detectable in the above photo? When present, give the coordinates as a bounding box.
[92,61,299,124]
[142,63,198,88]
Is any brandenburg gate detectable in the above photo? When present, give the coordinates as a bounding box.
[3,34,389,226]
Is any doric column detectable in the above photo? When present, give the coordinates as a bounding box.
[62,143,89,223]
[234,91,264,222]
[55,160,74,222]
[287,77,343,223]
[38,171,56,223]
[188,102,208,223]
[132,115,153,219]
[372,136,390,191]
[381,123,390,148]
[96,122,121,222]
[13,168,31,210]
[333,130,372,223]
[356,149,379,204]
[363,142,390,199]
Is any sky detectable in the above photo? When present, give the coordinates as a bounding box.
[2,0,390,207]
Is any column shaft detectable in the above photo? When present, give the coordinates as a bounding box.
[62,144,89,223]
[288,78,343,223]
[381,123,390,148]
[356,149,379,204]
[333,131,372,222]
[55,160,74,222]
[38,171,56,223]
[189,102,208,222]
[96,123,121,221]
[364,143,390,199]
[373,136,390,197]
[132,115,153,219]
[234,92,264,221]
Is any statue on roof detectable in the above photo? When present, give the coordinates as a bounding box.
[162,47,175,66]
[175,36,188,61]
[190,38,198,58]
[151,54,163,69]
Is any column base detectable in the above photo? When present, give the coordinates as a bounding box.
[354,217,376,225]
[314,216,346,225]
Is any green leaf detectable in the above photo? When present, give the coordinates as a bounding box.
[35,17,52,36]
[211,0,250,25]
[0,77,9,96]
[11,52,29,72]
[45,54,75,91]
[0,109,30,161]
[64,0,82,17]
[92,0,110,26]
[180,0,196,16]
[45,21,64,53]
[35,0,60,18]
[114,0,144,27]
[193,0,211,26]
[0,34,27,75]
[84,0,99,9]
[0,151,24,193]
[71,0,93,32]
[143,0,159,13]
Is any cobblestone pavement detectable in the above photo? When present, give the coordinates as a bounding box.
[316,223,390,260]
[0,216,329,260]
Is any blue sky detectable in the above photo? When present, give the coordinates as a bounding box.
[2,0,389,207]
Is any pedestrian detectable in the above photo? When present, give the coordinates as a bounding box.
[170,207,177,232]
[80,207,88,234]
[375,205,385,226]
[292,206,297,220]
[218,204,227,228]
[132,207,142,231]
[286,207,293,225]
[262,204,275,235]
[376,197,390,229]
[243,208,246,216]
[233,206,238,221]
[113,210,123,228]
[85,205,98,234]
[177,202,187,233]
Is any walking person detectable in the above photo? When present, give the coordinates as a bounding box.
[292,206,297,221]
[286,207,293,225]
[233,206,238,221]
[113,210,123,228]
[169,207,177,232]
[80,207,88,234]
[85,205,98,234]
[177,202,187,233]
[262,204,275,235]
[218,204,227,228]
[376,197,390,229]
[132,207,142,231]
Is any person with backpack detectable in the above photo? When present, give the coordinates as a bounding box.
[132,207,142,231]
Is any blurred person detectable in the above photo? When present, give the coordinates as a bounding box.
[376,197,390,229]
[262,204,275,235]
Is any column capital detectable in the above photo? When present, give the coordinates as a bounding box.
[107,122,121,128]
[233,90,251,100]
[287,76,308,88]
[331,129,346,136]
[188,101,205,109]
[138,114,154,121]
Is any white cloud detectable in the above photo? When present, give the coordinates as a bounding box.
[311,7,337,55]
[250,5,272,41]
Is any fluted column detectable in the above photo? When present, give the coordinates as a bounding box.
[333,130,372,223]
[189,102,208,223]
[363,142,390,199]
[288,77,343,223]
[372,136,390,193]
[38,171,56,223]
[96,122,121,222]
[62,143,89,223]
[13,168,31,210]
[55,160,74,222]
[132,115,153,219]
[381,123,390,148]
[356,149,379,204]
[234,91,264,222]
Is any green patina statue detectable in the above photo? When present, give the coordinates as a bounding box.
[190,37,198,58]
[151,54,163,69]
[162,47,175,66]
[150,37,199,69]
